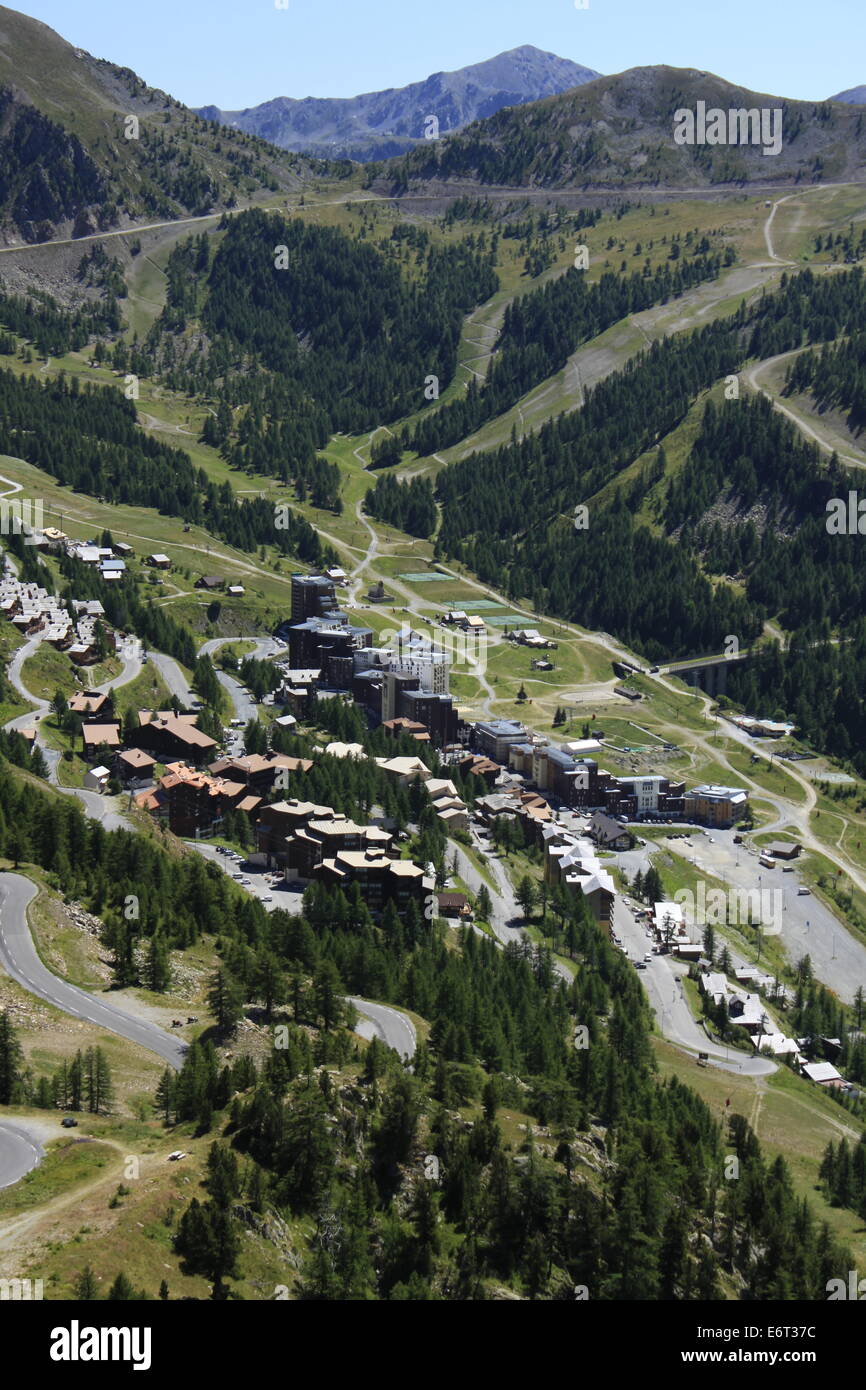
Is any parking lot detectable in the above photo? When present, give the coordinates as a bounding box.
[187,842,305,914]
[616,826,866,1005]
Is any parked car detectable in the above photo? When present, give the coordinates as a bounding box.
[61,1117,78,1128]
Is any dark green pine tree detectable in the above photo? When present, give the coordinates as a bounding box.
[0,1010,23,1104]
[175,1196,241,1302]
[68,1051,84,1112]
[73,1267,100,1300]
[207,968,245,1035]
[107,1272,136,1301]
[312,960,343,1031]
[155,1068,176,1125]
[144,935,172,993]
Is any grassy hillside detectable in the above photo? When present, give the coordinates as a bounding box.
[0,3,320,242]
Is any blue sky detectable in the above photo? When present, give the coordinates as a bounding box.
[14,0,866,109]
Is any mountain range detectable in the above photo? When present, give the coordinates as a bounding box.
[194,46,601,161]
[373,66,866,192]
[0,1,863,243]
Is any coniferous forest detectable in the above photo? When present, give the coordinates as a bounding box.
[0,754,854,1300]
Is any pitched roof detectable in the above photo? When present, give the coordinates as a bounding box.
[69,692,108,714]
[139,714,216,749]
[262,799,333,819]
[437,892,469,909]
[426,778,459,799]
[209,753,312,778]
[590,810,629,841]
[156,763,253,804]
[375,755,430,779]
[135,788,164,812]
[802,1061,842,1083]
[82,723,121,747]
[118,747,156,768]
[460,755,500,775]
[139,710,199,726]
[324,741,366,759]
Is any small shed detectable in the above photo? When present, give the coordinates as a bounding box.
[83,764,111,793]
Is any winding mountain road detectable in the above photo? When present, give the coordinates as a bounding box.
[744,350,866,472]
[147,650,196,708]
[0,870,189,1188]
[0,1120,44,1191]
[199,636,280,725]
[611,899,776,1076]
[0,869,416,1192]
[346,997,416,1061]
[3,635,134,832]
[0,873,188,1071]
[449,834,522,945]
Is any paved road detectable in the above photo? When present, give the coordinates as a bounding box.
[611,897,775,1076]
[199,637,281,726]
[215,670,256,726]
[5,634,47,722]
[0,873,188,1071]
[199,637,278,665]
[684,833,866,1005]
[346,997,416,1061]
[148,651,195,707]
[453,820,763,1058]
[3,637,134,831]
[449,831,523,945]
[0,1121,44,1190]
[190,836,418,1060]
[96,646,144,698]
[636,666,866,994]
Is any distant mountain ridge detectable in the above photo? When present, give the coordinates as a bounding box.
[830,85,866,104]
[371,65,866,192]
[195,46,601,161]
